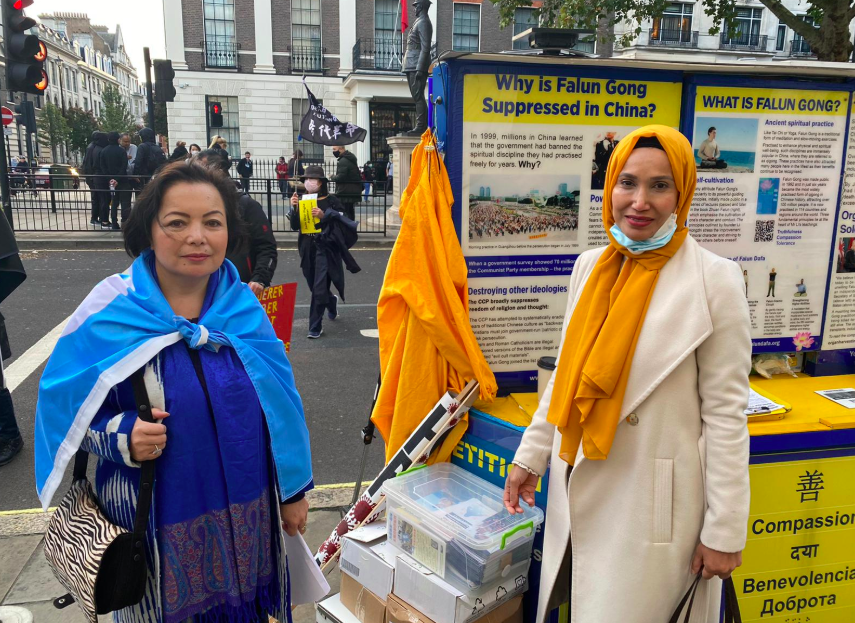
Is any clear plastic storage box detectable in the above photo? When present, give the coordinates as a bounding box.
[382,463,544,592]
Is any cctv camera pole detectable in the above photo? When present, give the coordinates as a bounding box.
[144,47,156,131]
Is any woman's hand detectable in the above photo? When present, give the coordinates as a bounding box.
[312,207,324,219]
[280,497,309,537]
[290,192,299,207]
[129,409,169,462]
[503,465,538,515]
[691,543,742,580]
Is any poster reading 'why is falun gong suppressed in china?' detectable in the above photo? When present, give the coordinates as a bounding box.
[459,68,682,386]
[687,80,850,353]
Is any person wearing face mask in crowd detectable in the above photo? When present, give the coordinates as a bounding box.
[289,166,360,339]
[504,125,751,623]
[329,146,363,221]
[187,144,202,160]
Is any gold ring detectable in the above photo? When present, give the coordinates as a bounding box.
[152,445,162,457]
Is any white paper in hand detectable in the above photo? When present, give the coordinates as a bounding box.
[283,532,330,605]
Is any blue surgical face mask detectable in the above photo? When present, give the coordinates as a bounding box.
[610,212,678,255]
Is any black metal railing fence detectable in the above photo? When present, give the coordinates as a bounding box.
[6,173,390,235]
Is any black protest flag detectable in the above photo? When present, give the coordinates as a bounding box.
[300,82,367,146]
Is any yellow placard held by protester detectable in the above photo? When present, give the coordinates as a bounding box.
[299,194,321,234]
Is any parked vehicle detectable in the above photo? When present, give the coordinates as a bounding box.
[32,164,80,190]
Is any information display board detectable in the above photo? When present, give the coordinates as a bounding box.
[734,455,855,621]
[439,58,855,391]
[456,65,683,388]
[823,98,855,350]
[686,80,851,353]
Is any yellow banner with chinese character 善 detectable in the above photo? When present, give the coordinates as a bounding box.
[735,456,855,621]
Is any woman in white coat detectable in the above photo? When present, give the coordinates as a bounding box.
[504,125,751,623]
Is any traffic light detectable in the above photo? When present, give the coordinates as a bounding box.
[14,101,36,134]
[210,101,223,128]
[3,0,49,95]
[153,59,176,103]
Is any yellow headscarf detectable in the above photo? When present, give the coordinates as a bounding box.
[546,125,697,465]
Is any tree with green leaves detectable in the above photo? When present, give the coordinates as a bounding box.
[490,0,853,62]
[65,107,101,159]
[37,102,70,163]
[99,85,137,135]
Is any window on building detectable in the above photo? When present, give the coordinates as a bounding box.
[204,0,238,68]
[374,0,403,70]
[292,0,322,72]
[651,3,694,43]
[206,95,241,157]
[722,8,763,46]
[453,4,480,52]
[776,24,787,51]
[292,98,324,162]
[512,8,537,50]
[792,15,816,55]
[83,97,89,110]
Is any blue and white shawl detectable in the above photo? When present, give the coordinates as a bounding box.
[35,250,313,509]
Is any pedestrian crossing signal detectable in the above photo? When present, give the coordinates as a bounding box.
[210,102,224,128]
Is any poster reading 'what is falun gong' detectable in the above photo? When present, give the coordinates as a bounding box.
[685,78,850,353]
[457,66,682,388]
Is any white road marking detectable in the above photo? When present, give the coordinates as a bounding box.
[6,316,70,393]
[360,329,380,339]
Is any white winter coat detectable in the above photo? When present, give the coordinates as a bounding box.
[513,236,752,623]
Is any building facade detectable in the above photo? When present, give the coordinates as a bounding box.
[611,0,854,61]
[163,0,559,167]
[38,13,146,122]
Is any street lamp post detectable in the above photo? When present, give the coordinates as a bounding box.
[53,59,69,162]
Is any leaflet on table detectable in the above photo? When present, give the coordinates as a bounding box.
[460,72,683,382]
[688,86,849,353]
[822,98,855,350]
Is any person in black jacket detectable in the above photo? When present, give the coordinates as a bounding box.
[134,127,166,184]
[0,213,26,467]
[169,140,188,161]
[330,147,362,221]
[236,152,253,194]
[288,165,360,339]
[99,131,132,229]
[82,131,109,226]
[197,150,277,294]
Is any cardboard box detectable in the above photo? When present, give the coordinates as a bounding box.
[341,571,388,623]
[340,533,396,600]
[393,553,528,623]
[387,594,523,623]
[317,593,361,623]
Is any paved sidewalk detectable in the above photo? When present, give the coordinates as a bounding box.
[0,508,344,623]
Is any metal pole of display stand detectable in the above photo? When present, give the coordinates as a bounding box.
[351,373,382,506]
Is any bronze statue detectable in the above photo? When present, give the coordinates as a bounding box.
[402,0,433,136]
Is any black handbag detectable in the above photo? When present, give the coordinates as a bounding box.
[669,572,742,623]
[43,368,157,623]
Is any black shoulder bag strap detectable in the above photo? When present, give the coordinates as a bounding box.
[669,573,742,623]
[71,367,156,540]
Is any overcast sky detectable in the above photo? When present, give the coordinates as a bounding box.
[32,0,166,81]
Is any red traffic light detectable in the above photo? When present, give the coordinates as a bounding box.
[212,104,221,114]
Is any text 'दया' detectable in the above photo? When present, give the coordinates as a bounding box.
[482,76,657,120]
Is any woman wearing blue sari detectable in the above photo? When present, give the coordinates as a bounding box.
[35,161,314,623]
